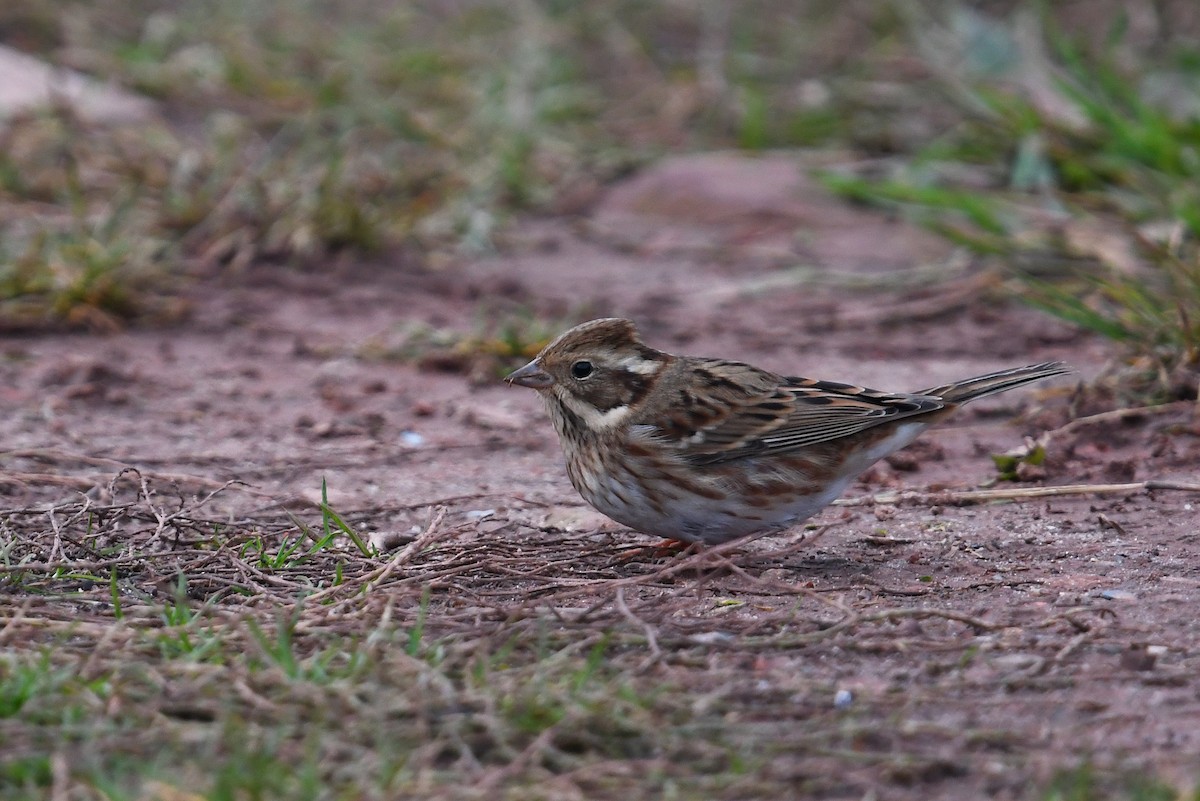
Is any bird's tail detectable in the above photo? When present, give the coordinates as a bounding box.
[920,362,1072,405]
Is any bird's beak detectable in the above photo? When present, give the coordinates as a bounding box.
[505,359,553,389]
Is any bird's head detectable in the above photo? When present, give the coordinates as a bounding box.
[505,318,670,430]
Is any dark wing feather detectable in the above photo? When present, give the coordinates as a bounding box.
[638,361,944,466]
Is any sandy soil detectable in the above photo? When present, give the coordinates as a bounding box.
[4,153,1200,798]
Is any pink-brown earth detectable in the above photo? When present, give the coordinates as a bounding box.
[3,154,1200,799]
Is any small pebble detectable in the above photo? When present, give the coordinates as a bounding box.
[369,531,415,551]
[834,689,853,709]
[399,430,424,447]
[1120,643,1157,672]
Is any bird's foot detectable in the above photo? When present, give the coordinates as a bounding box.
[610,538,696,564]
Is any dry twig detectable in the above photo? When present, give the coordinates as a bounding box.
[834,478,1200,509]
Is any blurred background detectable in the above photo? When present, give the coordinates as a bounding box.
[0,0,1198,386]
[3,5,1200,799]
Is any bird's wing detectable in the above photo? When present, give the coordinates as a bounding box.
[635,361,944,466]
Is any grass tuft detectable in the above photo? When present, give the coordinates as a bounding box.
[822,8,1200,399]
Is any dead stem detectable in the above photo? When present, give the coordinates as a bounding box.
[834,478,1200,509]
[735,606,1003,650]
[297,506,462,609]
[1047,402,1195,437]
[614,586,662,671]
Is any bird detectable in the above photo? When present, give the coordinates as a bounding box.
[505,318,1070,546]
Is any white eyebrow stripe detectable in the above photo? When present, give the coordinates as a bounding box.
[618,355,662,375]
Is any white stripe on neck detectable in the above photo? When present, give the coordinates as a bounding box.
[559,393,633,431]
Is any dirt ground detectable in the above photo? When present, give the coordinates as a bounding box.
[4,153,1200,799]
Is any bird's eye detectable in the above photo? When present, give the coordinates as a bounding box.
[570,360,594,379]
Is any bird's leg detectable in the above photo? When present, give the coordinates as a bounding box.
[610,538,697,564]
